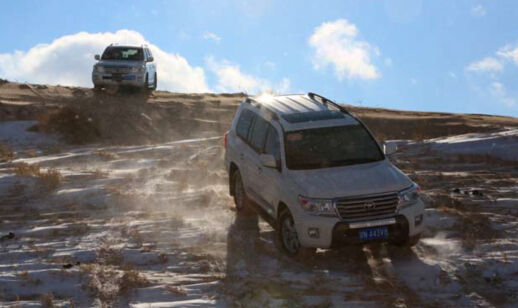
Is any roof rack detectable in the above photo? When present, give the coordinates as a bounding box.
[307,92,351,115]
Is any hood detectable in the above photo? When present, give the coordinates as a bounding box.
[287,159,412,198]
[95,60,144,68]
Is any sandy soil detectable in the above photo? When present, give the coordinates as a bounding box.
[1,81,518,307]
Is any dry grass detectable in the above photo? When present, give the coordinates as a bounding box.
[12,162,63,190]
[119,268,150,293]
[40,293,55,308]
[82,264,150,305]
[39,107,100,144]
[0,143,14,162]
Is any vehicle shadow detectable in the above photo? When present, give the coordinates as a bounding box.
[224,210,447,306]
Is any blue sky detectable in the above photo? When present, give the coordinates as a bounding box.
[1,0,518,116]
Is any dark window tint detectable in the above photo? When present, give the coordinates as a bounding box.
[249,115,269,151]
[101,47,144,61]
[285,125,383,170]
[236,109,256,141]
[264,125,281,163]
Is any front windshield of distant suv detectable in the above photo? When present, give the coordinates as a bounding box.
[285,125,384,170]
[101,47,144,61]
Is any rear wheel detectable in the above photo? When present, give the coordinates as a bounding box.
[232,170,248,212]
[93,84,102,92]
[278,209,316,259]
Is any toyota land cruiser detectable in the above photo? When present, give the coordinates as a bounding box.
[92,44,157,91]
[224,93,425,256]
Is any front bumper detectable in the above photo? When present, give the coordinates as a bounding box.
[92,72,146,87]
[295,199,425,248]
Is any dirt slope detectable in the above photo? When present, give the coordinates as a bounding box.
[2,80,518,144]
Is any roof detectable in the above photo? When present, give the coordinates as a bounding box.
[248,93,359,131]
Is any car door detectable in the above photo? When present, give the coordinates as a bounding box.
[254,124,283,216]
[245,113,270,205]
[233,108,257,195]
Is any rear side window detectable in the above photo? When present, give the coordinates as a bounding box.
[236,109,256,141]
[249,115,269,151]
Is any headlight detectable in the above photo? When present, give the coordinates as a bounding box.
[94,65,104,73]
[298,196,336,217]
[132,66,146,73]
[398,183,420,209]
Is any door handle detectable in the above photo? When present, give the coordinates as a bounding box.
[239,153,244,160]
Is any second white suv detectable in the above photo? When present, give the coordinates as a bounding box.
[224,93,425,256]
[92,44,157,91]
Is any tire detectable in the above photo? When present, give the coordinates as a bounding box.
[277,209,316,259]
[232,170,248,212]
[93,84,102,92]
[144,74,149,90]
[152,72,157,90]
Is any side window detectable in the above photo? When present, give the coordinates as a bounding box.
[264,125,281,163]
[249,115,269,151]
[236,109,256,141]
[146,48,153,59]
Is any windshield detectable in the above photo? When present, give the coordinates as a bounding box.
[101,47,144,61]
[285,125,384,170]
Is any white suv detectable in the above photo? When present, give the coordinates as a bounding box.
[224,93,425,256]
[92,44,157,91]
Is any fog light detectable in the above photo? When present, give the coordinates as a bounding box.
[308,228,319,238]
[415,214,423,226]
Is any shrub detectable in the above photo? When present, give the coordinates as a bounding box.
[12,162,63,190]
[0,143,14,162]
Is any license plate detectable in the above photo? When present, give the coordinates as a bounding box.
[358,226,388,241]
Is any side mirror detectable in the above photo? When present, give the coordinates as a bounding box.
[94,54,100,60]
[260,154,277,168]
[147,56,154,62]
[383,142,397,155]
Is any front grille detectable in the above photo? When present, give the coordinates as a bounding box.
[335,192,399,222]
[104,66,132,74]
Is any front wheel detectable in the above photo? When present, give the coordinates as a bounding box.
[278,210,316,259]
[152,72,157,90]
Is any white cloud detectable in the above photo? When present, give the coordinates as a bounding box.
[308,19,380,80]
[205,56,290,93]
[491,82,516,107]
[497,45,518,66]
[471,5,487,17]
[0,30,209,92]
[466,57,503,72]
[202,32,221,43]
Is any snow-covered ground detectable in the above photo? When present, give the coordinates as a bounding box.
[1,121,518,307]
[426,129,518,162]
